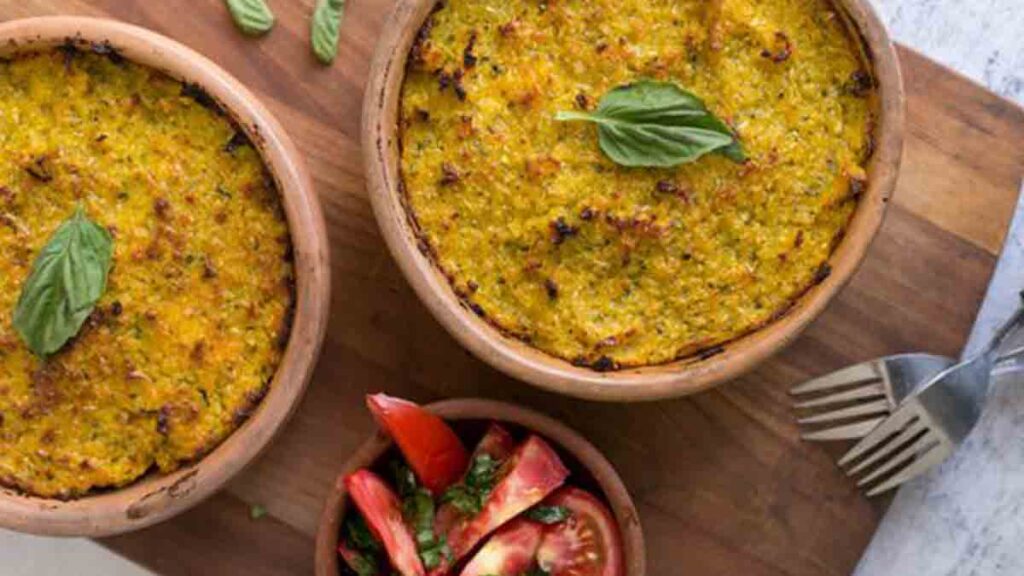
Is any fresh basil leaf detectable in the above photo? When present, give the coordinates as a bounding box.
[418,536,451,570]
[391,460,418,498]
[441,453,500,516]
[311,0,345,65]
[224,0,275,36]
[465,453,498,490]
[13,205,113,357]
[345,514,381,553]
[249,504,268,520]
[347,552,378,576]
[525,505,570,525]
[555,80,745,168]
[441,484,481,515]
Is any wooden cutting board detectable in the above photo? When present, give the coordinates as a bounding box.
[5,1,1024,574]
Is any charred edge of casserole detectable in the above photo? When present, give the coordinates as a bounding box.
[394,2,875,372]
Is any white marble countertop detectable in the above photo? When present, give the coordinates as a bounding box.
[4,2,1024,575]
[877,0,1024,104]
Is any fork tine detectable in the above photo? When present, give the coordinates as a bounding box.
[854,430,938,484]
[838,404,919,466]
[800,418,886,441]
[865,443,950,496]
[845,418,926,475]
[798,399,891,424]
[790,361,881,395]
[793,382,886,409]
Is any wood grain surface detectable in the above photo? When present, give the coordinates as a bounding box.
[3,1,1024,574]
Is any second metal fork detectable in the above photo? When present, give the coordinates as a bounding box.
[829,306,1024,495]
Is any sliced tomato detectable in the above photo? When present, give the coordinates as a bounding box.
[338,540,380,576]
[344,469,425,576]
[460,518,544,576]
[366,393,469,495]
[436,422,519,537]
[471,422,517,462]
[535,487,624,576]
[441,435,569,571]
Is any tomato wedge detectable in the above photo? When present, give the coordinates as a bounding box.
[435,422,519,538]
[441,435,569,571]
[471,422,517,462]
[344,469,426,576]
[460,518,544,576]
[366,393,469,495]
[536,487,624,576]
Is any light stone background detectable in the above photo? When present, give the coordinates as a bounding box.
[3,1,1023,574]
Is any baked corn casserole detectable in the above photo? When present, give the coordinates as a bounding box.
[400,0,874,368]
[0,47,294,498]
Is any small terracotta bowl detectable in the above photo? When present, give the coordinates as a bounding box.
[314,399,646,576]
[0,17,330,537]
[363,0,905,402]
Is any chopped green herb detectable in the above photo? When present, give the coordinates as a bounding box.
[525,505,570,525]
[441,454,500,515]
[392,459,452,569]
[390,460,418,498]
[345,514,381,554]
[341,549,378,576]
[249,504,267,520]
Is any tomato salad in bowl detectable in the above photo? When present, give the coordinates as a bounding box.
[315,396,645,576]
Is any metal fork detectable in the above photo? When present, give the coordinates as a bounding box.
[791,354,956,441]
[791,345,1024,442]
[836,305,1024,496]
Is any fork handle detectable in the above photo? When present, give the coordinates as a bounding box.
[982,303,1024,359]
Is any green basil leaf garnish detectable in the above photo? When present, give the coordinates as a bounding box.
[441,454,499,516]
[224,0,276,36]
[347,552,378,576]
[344,514,382,554]
[311,0,345,65]
[555,80,746,168]
[525,505,570,525]
[13,205,113,357]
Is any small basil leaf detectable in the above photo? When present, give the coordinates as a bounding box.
[13,205,113,357]
[555,80,745,168]
[311,0,345,65]
[224,0,276,36]
[344,514,381,553]
[348,552,378,576]
[525,505,570,525]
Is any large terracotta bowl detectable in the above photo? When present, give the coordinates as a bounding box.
[0,17,330,537]
[314,399,646,576]
[363,0,904,402]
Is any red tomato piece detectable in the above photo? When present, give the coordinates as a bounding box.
[366,393,469,495]
[536,487,624,576]
[344,469,425,576]
[460,518,544,576]
[471,422,518,462]
[441,435,569,572]
[435,423,520,538]
[338,540,379,576]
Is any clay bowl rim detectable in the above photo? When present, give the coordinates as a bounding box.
[362,0,905,402]
[314,398,646,576]
[0,16,330,537]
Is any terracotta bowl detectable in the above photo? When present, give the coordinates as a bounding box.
[0,17,330,537]
[314,399,646,576]
[363,0,905,402]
